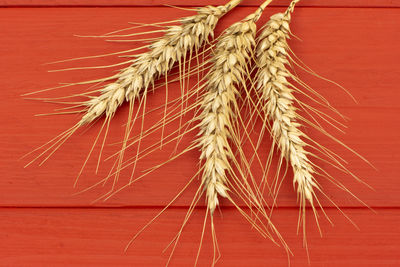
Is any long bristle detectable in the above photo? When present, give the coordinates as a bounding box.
[25,1,242,180]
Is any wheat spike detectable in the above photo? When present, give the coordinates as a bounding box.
[199,1,272,215]
[255,1,319,212]
[193,2,291,263]
[255,3,373,256]
[24,0,243,171]
[80,0,243,127]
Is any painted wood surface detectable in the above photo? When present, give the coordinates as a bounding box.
[1,0,400,7]
[0,208,399,266]
[0,2,399,266]
[1,7,399,207]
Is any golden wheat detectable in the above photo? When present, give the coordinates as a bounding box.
[80,0,243,127]
[24,0,243,175]
[198,0,272,215]
[255,0,320,209]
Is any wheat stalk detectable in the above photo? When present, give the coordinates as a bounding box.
[255,0,319,213]
[24,0,243,172]
[254,2,374,256]
[80,0,243,127]
[199,0,272,215]
[190,2,293,263]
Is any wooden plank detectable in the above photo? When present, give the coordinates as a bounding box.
[1,0,400,8]
[0,207,399,266]
[1,7,400,207]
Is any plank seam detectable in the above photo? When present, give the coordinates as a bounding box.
[1,5,400,8]
[0,206,392,209]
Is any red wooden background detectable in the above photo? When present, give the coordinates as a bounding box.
[0,1,399,266]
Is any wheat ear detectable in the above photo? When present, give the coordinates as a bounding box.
[255,1,319,211]
[193,2,292,263]
[255,2,373,251]
[80,0,243,127]
[24,0,242,169]
[199,0,272,215]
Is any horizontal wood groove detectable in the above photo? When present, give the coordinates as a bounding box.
[1,0,400,8]
[0,205,393,210]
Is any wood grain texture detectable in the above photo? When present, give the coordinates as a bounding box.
[1,0,400,7]
[0,208,399,266]
[1,7,399,208]
[0,4,399,267]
